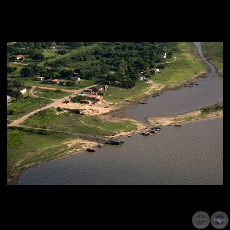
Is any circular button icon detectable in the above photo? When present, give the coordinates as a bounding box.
[211,211,228,229]
[192,211,210,229]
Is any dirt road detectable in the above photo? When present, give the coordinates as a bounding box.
[7,86,113,127]
[7,81,166,128]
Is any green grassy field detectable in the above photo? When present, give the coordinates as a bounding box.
[21,108,137,136]
[42,50,59,58]
[104,81,153,104]
[7,63,25,76]
[7,97,52,120]
[153,42,207,86]
[7,128,84,179]
[201,42,223,75]
[33,88,71,99]
[39,44,98,66]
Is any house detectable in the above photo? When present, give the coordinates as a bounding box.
[153,68,161,73]
[138,72,146,81]
[81,88,93,95]
[45,65,52,70]
[37,77,45,81]
[19,88,27,94]
[158,52,167,59]
[80,99,90,104]
[16,54,25,60]
[71,76,81,81]
[85,94,103,101]
[7,95,11,103]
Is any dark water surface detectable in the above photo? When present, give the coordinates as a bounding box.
[17,118,223,185]
[17,42,223,185]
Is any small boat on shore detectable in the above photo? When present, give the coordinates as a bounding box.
[174,124,182,127]
[86,148,95,152]
[140,131,152,136]
[149,130,157,133]
[151,126,161,131]
[105,139,125,145]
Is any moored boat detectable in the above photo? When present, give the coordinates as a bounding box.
[105,139,125,145]
[86,148,95,152]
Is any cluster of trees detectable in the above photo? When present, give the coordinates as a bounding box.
[7,42,179,88]
[7,79,25,101]
[7,66,17,74]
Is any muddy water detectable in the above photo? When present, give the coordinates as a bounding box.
[16,42,223,185]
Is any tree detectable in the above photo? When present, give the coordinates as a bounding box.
[20,67,34,77]
[7,66,17,74]
[66,81,76,86]
[29,51,45,61]
[13,90,23,102]
[118,61,128,74]
[59,69,74,79]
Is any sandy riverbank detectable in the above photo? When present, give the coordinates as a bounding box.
[147,110,223,127]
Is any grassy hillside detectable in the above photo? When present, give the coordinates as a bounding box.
[201,42,223,76]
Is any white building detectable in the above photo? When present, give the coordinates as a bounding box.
[7,95,11,103]
[19,88,27,94]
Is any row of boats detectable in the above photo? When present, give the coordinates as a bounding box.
[184,82,198,87]
[140,126,161,136]
[87,126,162,151]
[86,138,125,152]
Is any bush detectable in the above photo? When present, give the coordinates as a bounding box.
[56,107,63,112]
[8,108,17,115]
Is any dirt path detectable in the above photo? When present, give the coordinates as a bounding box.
[37,86,83,94]
[7,98,64,127]
[8,82,116,126]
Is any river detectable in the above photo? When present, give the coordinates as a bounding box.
[17,42,223,185]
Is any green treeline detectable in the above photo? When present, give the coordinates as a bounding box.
[7,42,179,88]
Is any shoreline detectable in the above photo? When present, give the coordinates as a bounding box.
[7,72,223,185]
[8,108,223,186]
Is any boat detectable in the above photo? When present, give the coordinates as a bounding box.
[141,131,152,136]
[105,139,124,145]
[174,124,182,127]
[149,130,157,133]
[150,126,161,131]
[86,148,95,152]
